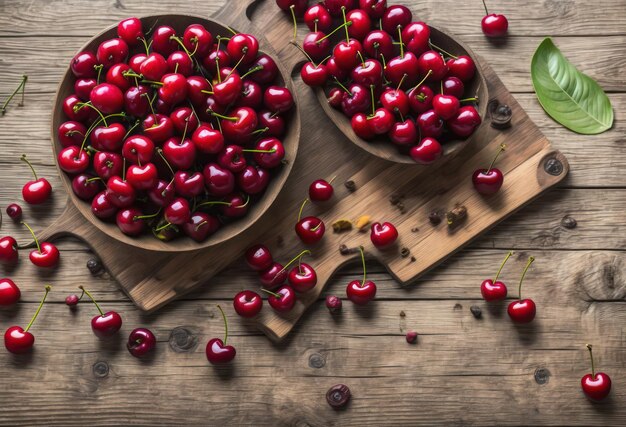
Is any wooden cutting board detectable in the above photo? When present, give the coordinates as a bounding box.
[38,0,568,342]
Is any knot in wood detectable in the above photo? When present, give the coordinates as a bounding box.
[534,368,551,385]
[168,327,199,352]
[488,99,512,129]
[326,384,351,408]
[308,353,326,369]
[470,305,482,319]
[561,215,577,229]
[544,158,564,176]
[92,361,109,378]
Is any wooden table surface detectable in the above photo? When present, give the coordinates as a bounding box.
[1,0,625,425]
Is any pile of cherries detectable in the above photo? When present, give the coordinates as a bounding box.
[278,0,481,164]
[58,17,294,241]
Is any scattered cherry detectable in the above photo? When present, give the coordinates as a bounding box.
[20,154,52,205]
[507,256,536,323]
[406,331,418,344]
[581,344,612,402]
[480,0,508,38]
[4,285,51,354]
[283,250,317,293]
[295,199,325,244]
[206,304,236,364]
[481,251,512,301]
[23,221,59,268]
[473,143,506,195]
[233,290,263,318]
[326,384,351,409]
[5,203,22,221]
[0,278,21,306]
[0,236,19,264]
[79,285,123,338]
[346,246,376,305]
[262,286,296,313]
[326,295,342,313]
[245,244,274,271]
[127,328,157,358]
[309,177,335,202]
[370,221,398,249]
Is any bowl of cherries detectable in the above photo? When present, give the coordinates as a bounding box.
[52,15,300,251]
[291,1,487,165]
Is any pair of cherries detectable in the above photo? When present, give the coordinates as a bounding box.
[481,252,537,323]
[0,222,60,268]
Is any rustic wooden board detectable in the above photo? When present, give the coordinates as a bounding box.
[34,0,569,342]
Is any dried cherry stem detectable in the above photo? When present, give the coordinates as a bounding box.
[333,78,352,96]
[493,251,513,283]
[78,285,104,316]
[357,245,367,286]
[289,5,298,42]
[260,288,282,298]
[408,70,432,92]
[481,0,490,15]
[1,74,28,116]
[428,41,458,60]
[517,256,534,300]
[486,143,506,174]
[297,199,309,222]
[586,344,596,377]
[276,250,312,276]
[24,285,52,332]
[216,304,229,344]
[317,21,352,44]
[226,54,246,79]
[21,221,42,254]
[341,6,350,43]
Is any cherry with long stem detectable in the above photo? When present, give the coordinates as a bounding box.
[217,304,229,345]
[79,285,105,316]
[517,256,534,300]
[493,251,513,283]
[586,344,597,378]
[21,221,42,254]
[486,143,506,174]
[1,74,28,116]
[276,249,312,276]
[24,285,52,333]
[357,245,367,286]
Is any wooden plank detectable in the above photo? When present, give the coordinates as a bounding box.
[1,0,625,37]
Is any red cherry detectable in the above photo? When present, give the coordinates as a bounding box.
[346,246,376,305]
[247,54,279,85]
[128,53,148,73]
[362,30,394,60]
[417,50,447,81]
[4,285,51,354]
[173,170,204,197]
[410,137,442,165]
[507,256,536,323]
[91,191,118,219]
[72,174,102,200]
[432,94,460,120]
[325,295,342,313]
[581,344,612,401]
[389,119,418,146]
[295,217,325,244]
[264,285,296,313]
[369,108,395,134]
[259,262,288,288]
[158,73,188,105]
[408,84,434,114]
[351,112,375,139]
[359,0,387,19]
[140,52,168,80]
[71,51,98,78]
[217,107,258,142]
[206,305,236,364]
[473,144,506,195]
[346,9,372,40]
[106,176,136,208]
[245,244,273,271]
[0,278,21,306]
[164,198,191,225]
[96,38,129,68]
[253,137,285,169]
[80,285,122,338]
[20,154,52,204]
[340,83,371,117]
[122,135,155,165]
[384,52,419,87]
[446,56,476,82]
[237,165,269,195]
[58,121,87,147]
[124,85,150,117]
[90,83,124,114]
[442,77,465,98]
[93,151,123,181]
[481,0,508,38]
[237,80,264,109]
[62,94,91,121]
[448,105,482,138]
[105,63,132,91]
[182,212,220,242]
[289,263,317,293]
[351,59,383,87]
[148,179,175,208]
[333,39,363,70]
[370,222,398,248]
[22,222,59,268]
[480,251,512,301]
[381,5,412,34]
[74,78,97,101]
[263,86,294,114]
[323,0,356,16]
[233,290,263,318]
[380,88,409,116]
[417,109,443,138]
[186,76,211,108]
[183,24,213,58]
[151,26,178,55]
[162,136,196,170]
[304,3,333,32]
[65,294,80,306]
[203,163,235,197]
[5,203,23,221]
[227,33,259,66]
[116,208,146,236]
[90,123,126,151]
[402,22,430,56]
[0,236,18,264]
[127,328,156,358]
[117,17,144,47]
[143,114,174,143]
[301,62,329,87]
[213,73,242,106]
[309,179,334,202]
[127,163,159,191]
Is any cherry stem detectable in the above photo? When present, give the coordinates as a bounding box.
[180,117,190,142]
[139,37,150,55]
[242,148,276,154]
[428,41,458,60]
[133,209,161,221]
[216,304,228,344]
[481,0,490,15]
[396,74,407,92]
[123,70,143,79]
[290,40,315,63]
[311,221,322,232]
[586,344,596,377]
[250,127,269,135]
[369,85,376,116]
[195,220,208,232]
[169,35,196,59]
[357,50,366,67]
[154,221,173,232]
[95,64,103,85]
[289,5,298,42]
[380,53,387,70]
[1,74,28,116]
[226,54,246,80]
[86,176,103,183]
[122,157,127,181]
[440,80,444,95]
[328,175,337,184]
[195,200,233,209]
[20,154,39,180]
[156,148,175,177]
[493,251,513,283]
[188,101,201,125]
[21,221,41,253]
[297,198,308,222]
[486,143,506,174]
[200,90,215,95]
[317,21,352,44]
[140,79,164,87]
[240,65,263,79]
[341,6,350,43]
[517,256,534,300]
[397,26,404,58]
[276,250,311,277]
[333,78,352,97]
[409,70,432,92]
[211,111,237,122]
[260,288,281,299]
[76,102,108,126]
[24,285,52,332]
[459,97,478,103]
[79,285,104,316]
[123,120,141,139]
[79,112,126,154]
[358,245,367,286]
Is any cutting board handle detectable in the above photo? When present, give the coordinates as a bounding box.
[36,201,89,244]
[210,0,257,33]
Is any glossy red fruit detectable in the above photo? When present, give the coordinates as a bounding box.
[29,242,60,268]
[265,285,296,313]
[309,179,334,202]
[408,84,434,115]
[227,33,259,66]
[296,217,325,244]
[93,151,123,181]
[72,174,101,200]
[481,0,508,39]
[384,52,419,87]
[105,63,132,90]
[402,22,430,56]
[442,77,465,98]
[238,166,269,194]
[369,108,395,134]
[74,78,97,101]
[259,262,288,288]
[71,51,98,78]
[151,26,178,55]
[91,191,117,219]
[507,256,536,323]
[4,285,51,354]
[480,251,512,301]
[581,344,612,401]
[182,212,220,242]
[346,246,376,305]
[341,83,371,117]
[446,56,476,82]
[323,0,356,16]
[0,278,21,306]
[183,24,213,58]
[245,244,273,271]
[448,106,482,138]
[164,198,191,225]
[410,137,442,164]
[117,17,143,46]
[20,155,52,205]
[362,30,394,60]
[346,9,372,40]
[417,50,447,81]
[351,113,375,139]
[254,137,285,169]
[203,163,235,197]
[370,222,398,248]
[192,124,224,154]
[381,5,412,34]
[417,110,443,138]
[6,203,23,221]
[288,263,317,293]
[333,39,363,71]
[127,328,157,358]
[116,208,145,236]
[359,0,387,19]
[432,94,460,120]
[206,304,236,364]
[325,295,342,313]
[92,311,123,338]
[106,176,136,208]
[159,73,188,105]
[473,144,506,195]
[96,38,129,68]
[301,62,328,87]
[389,119,418,146]
[0,237,18,264]
[248,54,279,85]
[380,88,409,116]
[304,3,333,32]
[233,290,263,318]
[58,121,87,148]
[90,83,124,114]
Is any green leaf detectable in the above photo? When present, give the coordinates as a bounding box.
[531,38,613,135]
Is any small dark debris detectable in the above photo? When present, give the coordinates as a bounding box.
[406,331,418,344]
[561,216,577,229]
[276,235,284,247]
[389,193,404,205]
[344,180,356,192]
[399,310,406,317]
[339,244,359,255]
[470,305,482,319]
[489,99,513,129]
[534,368,551,385]
[428,211,441,225]
[410,256,416,262]
[411,226,419,233]
[446,205,467,229]
[453,303,463,310]
[86,258,103,275]
[400,247,410,258]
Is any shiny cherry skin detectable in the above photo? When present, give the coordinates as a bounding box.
[267,285,296,313]
[90,123,126,151]
[0,278,20,306]
[91,191,117,219]
[482,14,508,37]
[62,94,91,122]
[323,0,356,16]
[72,174,101,200]
[237,166,269,195]
[442,77,465,98]
[381,5,412,34]
[301,62,329,87]
[362,30,394,60]
[369,108,395,134]
[227,33,259,65]
[96,38,129,68]
[402,22,430,56]
[116,208,145,236]
[58,121,87,147]
[582,372,612,402]
[143,114,175,143]
[254,137,285,169]
[446,56,476,82]
[167,52,194,78]
[304,3,333,32]
[384,52,419,87]
[206,338,236,364]
[309,179,334,202]
[333,39,363,71]
[90,83,124,114]
[248,54,279,85]
[473,168,504,195]
[346,9,372,40]
[218,145,247,173]
[238,80,264,109]
[173,170,204,197]
[263,86,294,114]
[148,179,175,208]
[352,59,383,87]
[182,212,220,242]
[432,94,460,120]
[183,24,213,58]
[127,328,156,358]
[370,222,398,248]
[410,137,442,164]
[164,198,191,225]
[233,290,263,318]
[220,107,258,142]
[245,244,273,271]
[140,52,168,80]
[105,63,132,91]
[417,50,447,81]
[117,17,143,46]
[417,110,444,138]
[0,237,19,264]
[448,106,482,137]
[380,88,409,116]
[192,124,224,154]
[74,78,97,101]
[341,83,371,117]
[106,176,136,208]
[71,51,98,78]
[124,85,150,117]
[159,73,188,105]
[186,76,211,108]
[507,299,536,323]
[91,311,123,338]
[4,326,34,354]
[93,151,123,181]
[295,217,325,244]
[203,163,235,197]
[351,113,375,139]
[22,177,52,205]
[162,136,196,170]
[6,203,23,221]
[327,87,344,109]
[359,0,387,19]
[29,242,60,268]
[151,26,178,55]
[220,193,249,218]
[389,119,418,146]
[288,263,317,293]
[346,280,377,305]
[481,279,508,301]
[408,84,434,114]
[302,31,331,62]
[128,53,148,73]
[122,135,154,165]
[213,73,242,106]
[259,262,288,288]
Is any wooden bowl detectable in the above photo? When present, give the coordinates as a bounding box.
[315,26,487,165]
[51,14,300,252]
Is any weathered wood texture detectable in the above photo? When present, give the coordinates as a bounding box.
[0,0,624,425]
